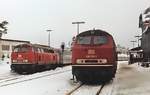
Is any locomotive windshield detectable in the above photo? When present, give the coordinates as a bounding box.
[13,45,31,52]
[77,36,91,45]
[76,36,108,45]
[93,36,108,44]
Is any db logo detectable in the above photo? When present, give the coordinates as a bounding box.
[88,50,95,54]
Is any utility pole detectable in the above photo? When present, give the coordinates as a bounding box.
[72,21,85,35]
[135,35,141,47]
[130,40,137,48]
[46,30,52,47]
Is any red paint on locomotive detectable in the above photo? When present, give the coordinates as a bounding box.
[11,44,61,73]
[71,29,117,82]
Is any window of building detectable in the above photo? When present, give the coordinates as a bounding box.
[2,45,10,51]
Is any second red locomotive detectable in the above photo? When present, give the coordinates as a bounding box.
[11,44,61,74]
[71,29,117,82]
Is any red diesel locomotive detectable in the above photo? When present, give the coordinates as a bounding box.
[71,29,117,82]
[11,44,60,73]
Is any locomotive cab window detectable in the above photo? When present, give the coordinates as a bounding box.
[93,36,108,44]
[77,36,91,45]
[13,45,31,52]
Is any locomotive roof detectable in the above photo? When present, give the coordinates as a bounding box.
[14,43,54,50]
[77,29,112,37]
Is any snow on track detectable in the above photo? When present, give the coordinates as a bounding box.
[0,67,71,87]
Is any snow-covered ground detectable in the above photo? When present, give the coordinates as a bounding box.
[118,54,129,61]
[0,62,81,95]
[0,61,150,95]
[0,59,11,75]
[113,61,150,95]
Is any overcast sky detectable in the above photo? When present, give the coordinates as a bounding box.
[0,0,149,48]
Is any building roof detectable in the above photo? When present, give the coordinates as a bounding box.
[77,29,112,37]
[130,46,141,51]
[129,46,143,53]
[0,38,30,43]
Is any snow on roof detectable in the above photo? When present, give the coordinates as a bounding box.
[142,7,150,22]
[0,38,30,43]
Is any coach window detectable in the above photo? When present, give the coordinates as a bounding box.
[94,36,108,44]
[77,36,91,44]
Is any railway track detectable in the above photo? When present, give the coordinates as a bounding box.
[0,75,24,84]
[65,83,84,95]
[0,72,24,83]
[0,72,20,80]
[65,83,105,95]
[65,80,114,95]
[0,69,71,87]
[96,83,105,95]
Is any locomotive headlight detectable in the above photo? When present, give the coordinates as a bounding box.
[12,60,17,63]
[76,59,84,63]
[99,59,107,64]
[23,59,28,63]
[76,59,81,63]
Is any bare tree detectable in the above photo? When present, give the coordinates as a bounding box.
[0,20,9,38]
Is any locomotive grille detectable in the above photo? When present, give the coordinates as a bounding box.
[76,59,107,64]
[85,60,98,63]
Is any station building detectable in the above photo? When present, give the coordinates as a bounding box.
[0,39,30,60]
